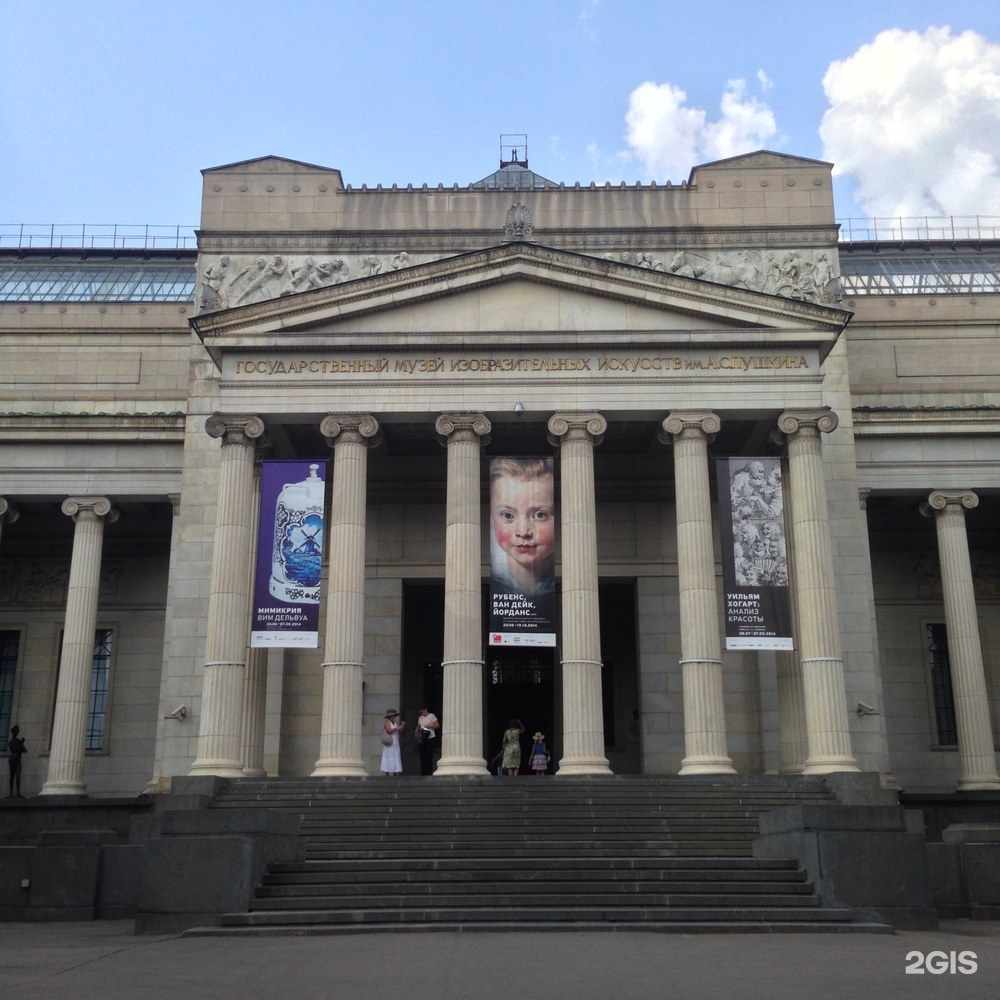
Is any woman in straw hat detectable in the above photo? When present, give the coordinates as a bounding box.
[380,709,405,776]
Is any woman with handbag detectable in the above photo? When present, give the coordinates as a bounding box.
[380,709,405,776]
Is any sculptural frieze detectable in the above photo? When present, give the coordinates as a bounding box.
[605,247,841,305]
[197,251,414,311]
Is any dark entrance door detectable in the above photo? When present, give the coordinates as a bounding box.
[485,648,556,773]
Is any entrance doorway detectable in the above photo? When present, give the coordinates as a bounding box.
[485,648,556,773]
[401,579,638,772]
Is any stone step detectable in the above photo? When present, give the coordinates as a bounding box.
[201,775,885,935]
[249,891,822,910]
[218,904,862,927]
[303,845,754,859]
[267,856,802,874]
[185,919,894,937]
[260,875,814,892]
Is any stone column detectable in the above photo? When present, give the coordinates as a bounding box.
[241,458,268,777]
[40,497,118,796]
[190,414,265,777]
[312,414,379,777]
[663,412,734,775]
[435,413,491,776]
[548,413,611,775]
[921,491,1000,790]
[0,497,18,548]
[775,410,859,774]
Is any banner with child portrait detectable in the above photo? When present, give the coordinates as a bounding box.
[715,457,793,650]
[487,456,557,647]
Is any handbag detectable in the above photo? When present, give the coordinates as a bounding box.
[416,727,429,744]
[380,732,393,747]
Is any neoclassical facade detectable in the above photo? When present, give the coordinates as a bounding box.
[1,150,998,795]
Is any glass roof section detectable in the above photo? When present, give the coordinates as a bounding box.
[0,262,196,302]
[838,253,1000,295]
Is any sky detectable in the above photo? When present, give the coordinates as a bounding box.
[3,0,1000,240]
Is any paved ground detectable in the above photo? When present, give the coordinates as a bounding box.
[2,920,1000,1000]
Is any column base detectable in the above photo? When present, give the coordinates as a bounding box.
[38,781,87,796]
[556,757,612,776]
[311,760,368,777]
[241,768,267,778]
[802,755,861,775]
[188,760,245,778]
[957,775,1000,791]
[435,758,489,777]
[679,757,736,775]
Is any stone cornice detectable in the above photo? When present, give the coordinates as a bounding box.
[852,407,1000,436]
[0,413,186,442]
[196,223,839,254]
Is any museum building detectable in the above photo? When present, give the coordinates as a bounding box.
[2,147,999,801]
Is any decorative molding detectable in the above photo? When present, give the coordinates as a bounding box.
[503,202,534,240]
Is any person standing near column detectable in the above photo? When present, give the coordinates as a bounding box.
[415,705,440,776]
[380,710,405,777]
[7,725,25,798]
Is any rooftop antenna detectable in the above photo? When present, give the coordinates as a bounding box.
[500,134,528,168]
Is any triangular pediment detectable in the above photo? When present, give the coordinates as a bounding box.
[203,155,339,176]
[191,243,849,366]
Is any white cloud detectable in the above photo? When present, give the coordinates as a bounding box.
[820,26,1000,219]
[623,78,777,180]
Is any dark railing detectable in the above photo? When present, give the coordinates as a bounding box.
[837,216,1000,243]
[0,223,197,250]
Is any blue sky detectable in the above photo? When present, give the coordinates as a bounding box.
[3,0,1000,235]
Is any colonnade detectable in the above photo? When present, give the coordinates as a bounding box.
[10,403,999,793]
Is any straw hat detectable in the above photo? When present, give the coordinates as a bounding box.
[532,732,545,740]
[384,709,399,718]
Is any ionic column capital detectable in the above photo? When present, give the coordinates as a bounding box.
[921,490,979,517]
[661,411,721,443]
[320,413,380,448]
[547,412,607,447]
[772,408,839,443]
[205,413,266,447]
[61,496,119,523]
[435,412,492,445]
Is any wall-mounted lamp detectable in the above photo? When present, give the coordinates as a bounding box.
[163,704,187,721]
[513,401,525,415]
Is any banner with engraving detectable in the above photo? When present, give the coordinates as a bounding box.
[488,457,557,648]
[716,457,793,650]
[251,460,326,648]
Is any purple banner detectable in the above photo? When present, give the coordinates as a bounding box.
[251,459,326,648]
[488,456,557,648]
[716,457,793,650]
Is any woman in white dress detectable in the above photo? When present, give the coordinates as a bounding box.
[380,709,405,776]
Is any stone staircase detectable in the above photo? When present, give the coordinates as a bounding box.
[186,775,893,935]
